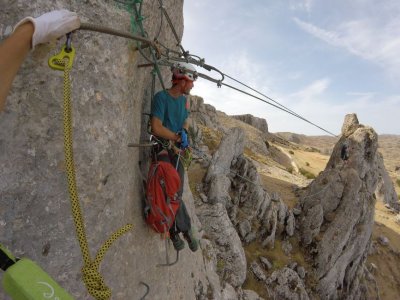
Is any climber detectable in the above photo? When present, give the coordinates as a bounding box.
[150,61,199,252]
[0,9,80,111]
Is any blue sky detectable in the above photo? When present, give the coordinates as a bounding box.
[182,0,400,135]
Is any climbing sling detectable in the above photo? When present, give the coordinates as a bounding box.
[1,244,74,300]
[48,36,132,300]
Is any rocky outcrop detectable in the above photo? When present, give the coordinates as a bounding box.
[189,95,218,129]
[375,153,400,211]
[266,268,309,300]
[199,126,299,296]
[231,114,269,133]
[198,127,248,287]
[299,114,378,299]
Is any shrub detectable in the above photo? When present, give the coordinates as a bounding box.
[306,162,310,166]
[396,178,400,188]
[287,166,294,174]
[299,168,316,179]
[289,150,294,155]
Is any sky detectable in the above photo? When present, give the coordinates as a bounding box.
[181,0,400,135]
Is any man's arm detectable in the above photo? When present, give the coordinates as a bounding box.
[0,23,33,111]
[0,10,80,111]
[151,116,180,142]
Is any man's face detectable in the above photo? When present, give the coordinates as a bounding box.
[182,79,194,95]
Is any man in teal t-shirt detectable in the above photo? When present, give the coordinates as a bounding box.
[150,62,198,252]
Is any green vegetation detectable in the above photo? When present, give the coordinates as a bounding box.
[216,258,225,272]
[289,150,294,155]
[396,178,400,188]
[299,168,316,179]
[286,166,294,174]
[306,162,310,166]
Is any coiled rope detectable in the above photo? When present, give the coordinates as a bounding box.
[49,46,132,300]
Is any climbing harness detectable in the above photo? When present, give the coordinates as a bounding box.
[48,34,132,300]
[0,244,74,299]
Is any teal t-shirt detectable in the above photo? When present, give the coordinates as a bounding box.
[151,90,189,133]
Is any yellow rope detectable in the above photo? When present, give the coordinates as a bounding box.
[50,48,132,300]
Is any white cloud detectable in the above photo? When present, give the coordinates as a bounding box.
[290,0,314,13]
[293,17,400,77]
[290,78,330,102]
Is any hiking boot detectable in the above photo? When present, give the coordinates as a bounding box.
[170,233,185,251]
[183,230,199,252]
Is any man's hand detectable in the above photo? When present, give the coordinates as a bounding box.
[177,129,189,149]
[14,9,80,49]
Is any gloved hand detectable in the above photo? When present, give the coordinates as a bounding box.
[14,9,80,50]
[177,129,189,149]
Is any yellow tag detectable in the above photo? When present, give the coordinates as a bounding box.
[48,45,76,71]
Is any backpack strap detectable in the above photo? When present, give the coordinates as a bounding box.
[159,178,170,205]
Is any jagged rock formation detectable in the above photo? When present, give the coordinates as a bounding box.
[299,114,380,299]
[199,128,248,287]
[196,126,304,298]
[189,95,218,129]
[375,153,400,211]
[231,114,269,133]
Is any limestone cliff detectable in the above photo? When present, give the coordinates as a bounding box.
[0,1,225,299]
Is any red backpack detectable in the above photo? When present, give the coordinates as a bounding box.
[144,159,181,233]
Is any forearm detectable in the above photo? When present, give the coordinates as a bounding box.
[0,22,34,111]
[151,122,179,142]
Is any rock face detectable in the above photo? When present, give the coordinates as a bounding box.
[199,128,248,287]
[299,114,378,299]
[189,95,218,129]
[375,153,400,211]
[0,1,225,299]
[232,114,269,133]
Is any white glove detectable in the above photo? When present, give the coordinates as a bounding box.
[14,9,80,50]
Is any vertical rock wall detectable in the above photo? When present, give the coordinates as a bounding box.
[0,1,222,299]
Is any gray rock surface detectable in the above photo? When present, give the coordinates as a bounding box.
[231,114,269,133]
[250,261,267,281]
[375,153,400,211]
[189,95,218,129]
[299,114,380,299]
[197,203,247,287]
[259,256,273,270]
[0,2,226,299]
[241,289,265,300]
[206,127,245,181]
[266,267,309,300]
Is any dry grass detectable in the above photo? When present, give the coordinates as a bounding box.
[367,201,400,300]
[187,161,207,199]
[198,125,223,154]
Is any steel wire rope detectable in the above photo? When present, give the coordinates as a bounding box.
[132,3,167,91]
[156,0,187,55]
[220,81,337,136]
[222,73,337,136]
[223,73,304,119]
[81,4,336,137]
[79,22,153,45]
